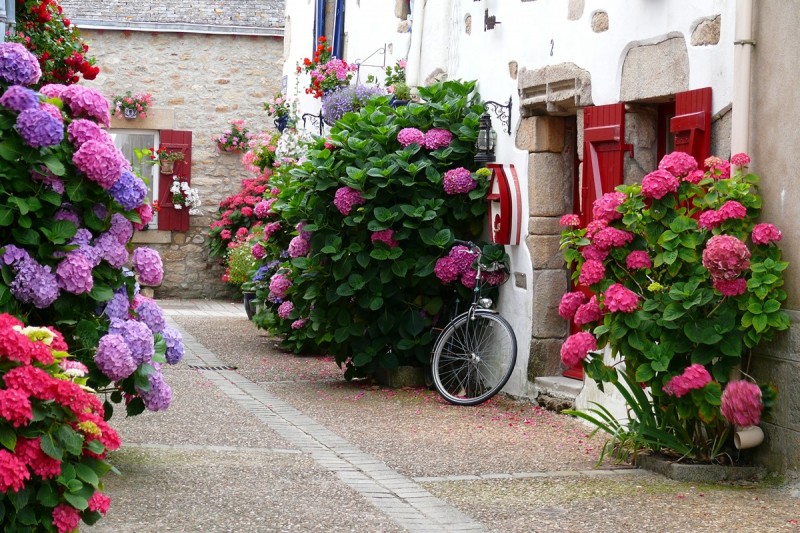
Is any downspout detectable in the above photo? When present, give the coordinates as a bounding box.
[1,0,15,43]
[405,0,425,87]
[731,0,755,155]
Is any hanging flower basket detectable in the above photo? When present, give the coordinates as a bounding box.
[160,160,175,174]
[123,108,138,119]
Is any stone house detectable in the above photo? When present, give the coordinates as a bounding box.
[283,0,799,471]
[60,0,286,298]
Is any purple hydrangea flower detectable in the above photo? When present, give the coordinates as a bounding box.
[39,84,67,99]
[93,203,110,220]
[9,256,60,308]
[397,127,425,147]
[2,244,31,266]
[138,368,172,411]
[0,85,39,113]
[0,43,42,86]
[132,247,164,286]
[443,167,477,195]
[95,233,129,268]
[104,289,131,321]
[54,205,80,227]
[108,213,134,245]
[254,200,272,218]
[71,228,93,246]
[161,325,185,365]
[40,102,62,121]
[30,166,64,194]
[277,300,294,319]
[60,85,111,127]
[333,187,365,216]
[16,108,64,148]
[288,235,311,258]
[110,170,148,210]
[109,319,154,365]
[136,298,166,333]
[268,273,292,300]
[55,252,94,294]
[423,128,453,150]
[95,333,137,381]
[67,118,106,148]
[72,140,125,189]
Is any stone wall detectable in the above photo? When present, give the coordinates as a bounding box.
[80,29,284,298]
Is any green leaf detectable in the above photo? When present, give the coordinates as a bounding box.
[0,205,13,226]
[126,397,146,417]
[37,483,59,507]
[40,433,63,461]
[57,425,84,456]
[635,364,655,382]
[11,228,39,246]
[74,463,99,488]
[762,299,781,314]
[369,297,384,311]
[752,313,768,333]
[7,485,30,512]
[662,303,686,321]
[89,285,115,302]
[41,154,66,176]
[0,423,17,451]
[63,491,89,511]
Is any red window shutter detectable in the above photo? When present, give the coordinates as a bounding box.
[670,87,712,167]
[580,103,628,226]
[157,130,192,232]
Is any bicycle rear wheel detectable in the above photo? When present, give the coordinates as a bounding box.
[431,310,517,406]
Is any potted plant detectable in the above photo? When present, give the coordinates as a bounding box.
[264,93,293,133]
[111,91,153,119]
[299,36,357,99]
[320,84,383,125]
[170,176,202,214]
[390,82,411,107]
[151,147,184,174]
[213,119,251,153]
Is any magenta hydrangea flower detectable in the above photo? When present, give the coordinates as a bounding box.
[269,273,292,299]
[698,209,722,230]
[658,151,698,178]
[585,219,608,238]
[592,227,633,249]
[133,203,153,231]
[718,200,747,221]
[39,84,67,99]
[578,259,605,286]
[278,301,294,319]
[254,199,272,218]
[0,42,42,86]
[397,127,425,147]
[604,283,639,313]
[371,229,398,248]
[423,128,453,150]
[333,186,365,216]
[580,244,608,262]
[251,243,266,260]
[94,334,137,381]
[560,332,597,368]
[55,252,94,294]
[559,214,581,227]
[558,291,586,320]
[730,152,751,167]
[684,169,706,184]
[592,192,626,222]
[291,319,307,330]
[721,380,763,426]
[60,85,111,126]
[16,108,63,148]
[641,169,680,199]
[625,251,652,270]
[263,222,281,239]
[66,118,106,148]
[288,235,311,258]
[460,268,478,289]
[443,167,476,195]
[702,235,751,280]
[705,156,731,179]
[0,85,39,113]
[448,246,475,272]
[713,278,747,297]
[663,364,712,398]
[434,257,460,283]
[73,140,124,189]
[574,296,602,326]
[751,223,782,245]
[132,247,164,286]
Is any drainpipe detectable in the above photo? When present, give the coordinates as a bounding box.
[0,0,15,43]
[731,0,755,155]
[406,0,425,87]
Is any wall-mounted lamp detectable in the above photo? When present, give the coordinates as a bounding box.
[484,96,513,136]
[484,8,501,31]
[474,112,497,164]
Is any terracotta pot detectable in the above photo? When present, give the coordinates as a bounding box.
[160,160,174,174]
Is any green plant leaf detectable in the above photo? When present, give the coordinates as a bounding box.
[40,433,63,461]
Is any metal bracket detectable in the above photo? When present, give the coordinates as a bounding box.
[484,97,513,135]
[354,43,387,85]
[484,8,501,31]
[302,110,324,137]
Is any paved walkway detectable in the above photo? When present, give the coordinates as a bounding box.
[91,300,800,532]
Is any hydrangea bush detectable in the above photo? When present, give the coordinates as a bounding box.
[0,316,119,531]
[0,43,183,419]
[560,151,789,462]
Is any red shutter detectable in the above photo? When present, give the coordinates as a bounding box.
[670,87,712,167]
[157,130,192,232]
[580,103,629,226]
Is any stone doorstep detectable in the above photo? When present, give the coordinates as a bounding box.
[636,453,766,483]
[534,375,583,412]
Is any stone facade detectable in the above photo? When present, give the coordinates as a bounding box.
[79,29,284,298]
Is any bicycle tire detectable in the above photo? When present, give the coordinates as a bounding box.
[431,310,517,406]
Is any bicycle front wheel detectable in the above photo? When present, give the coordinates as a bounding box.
[431,310,517,406]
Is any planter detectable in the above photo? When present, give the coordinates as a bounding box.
[374,366,426,388]
[390,97,409,108]
[274,114,289,133]
[160,160,175,174]
[123,108,138,119]
[243,291,257,320]
[636,453,765,483]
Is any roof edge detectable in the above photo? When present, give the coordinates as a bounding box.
[71,18,284,37]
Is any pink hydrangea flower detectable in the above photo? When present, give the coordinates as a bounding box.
[52,503,81,533]
[559,214,581,227]
[288,235,311,258]
[558,291,586,320]
[585,219,608,238]
[705,156,731,179]
[713,278,747,297]
[277,301,294,319]
[626,250,652,270]
[560,332,597,368]
[263,222,281,239]
[333,186,365,216]
[698,209,722,230]
[88,492,112,515]
[702,234,751,280]
[574,296,602,326]
[720,380,763,426]
[235,227,249,241]
[718,200,746,221]
[730,152,751,167]
[592,227,633,249]
[434,257,460,284]
[291,318,307,329]
[423,128,453,150]
[371,229,399,248]
[579,259,605,286]
[397,127,425,147]
[251,243,266,260]
[663,364,712,398]
[581,244,609,262]
[604,283,639,313]
[641,169,680,199]
[268,273,292,299]
[751,223,782,245]
[72,140,125,189]
[658,151,698,178]
[220,229,232,240]
[443,167,476,195]
[592,192,626,222]
[684,169,706,184]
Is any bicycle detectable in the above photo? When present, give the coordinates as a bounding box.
[430,241,518,406]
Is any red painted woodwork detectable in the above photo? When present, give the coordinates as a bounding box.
[670,87,712,167]
[157,130,192,232]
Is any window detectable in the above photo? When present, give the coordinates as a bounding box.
[110,129,159,228]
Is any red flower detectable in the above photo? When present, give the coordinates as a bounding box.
[319,36,327,42]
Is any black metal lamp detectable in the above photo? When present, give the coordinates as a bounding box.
[474,112,497,164]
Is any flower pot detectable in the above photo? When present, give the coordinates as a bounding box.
[390,97,409,108]
[123,108,138,119]
[160,160,174,174]
[274,114,289,133]
[243,291,257,320]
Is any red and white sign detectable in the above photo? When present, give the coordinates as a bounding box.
[486,163,522,246]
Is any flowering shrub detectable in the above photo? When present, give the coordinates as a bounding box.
[8,0,99,86]
[321,84,384,125]
[213,119,251,153]
[0,43,183,418]
[207,173,272,259]
[241,131,280,175]
[0,317,119,531]
[299,36,357,98]
[111,91,152,119]
[560,151,788,461]
[224,237,258,287]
